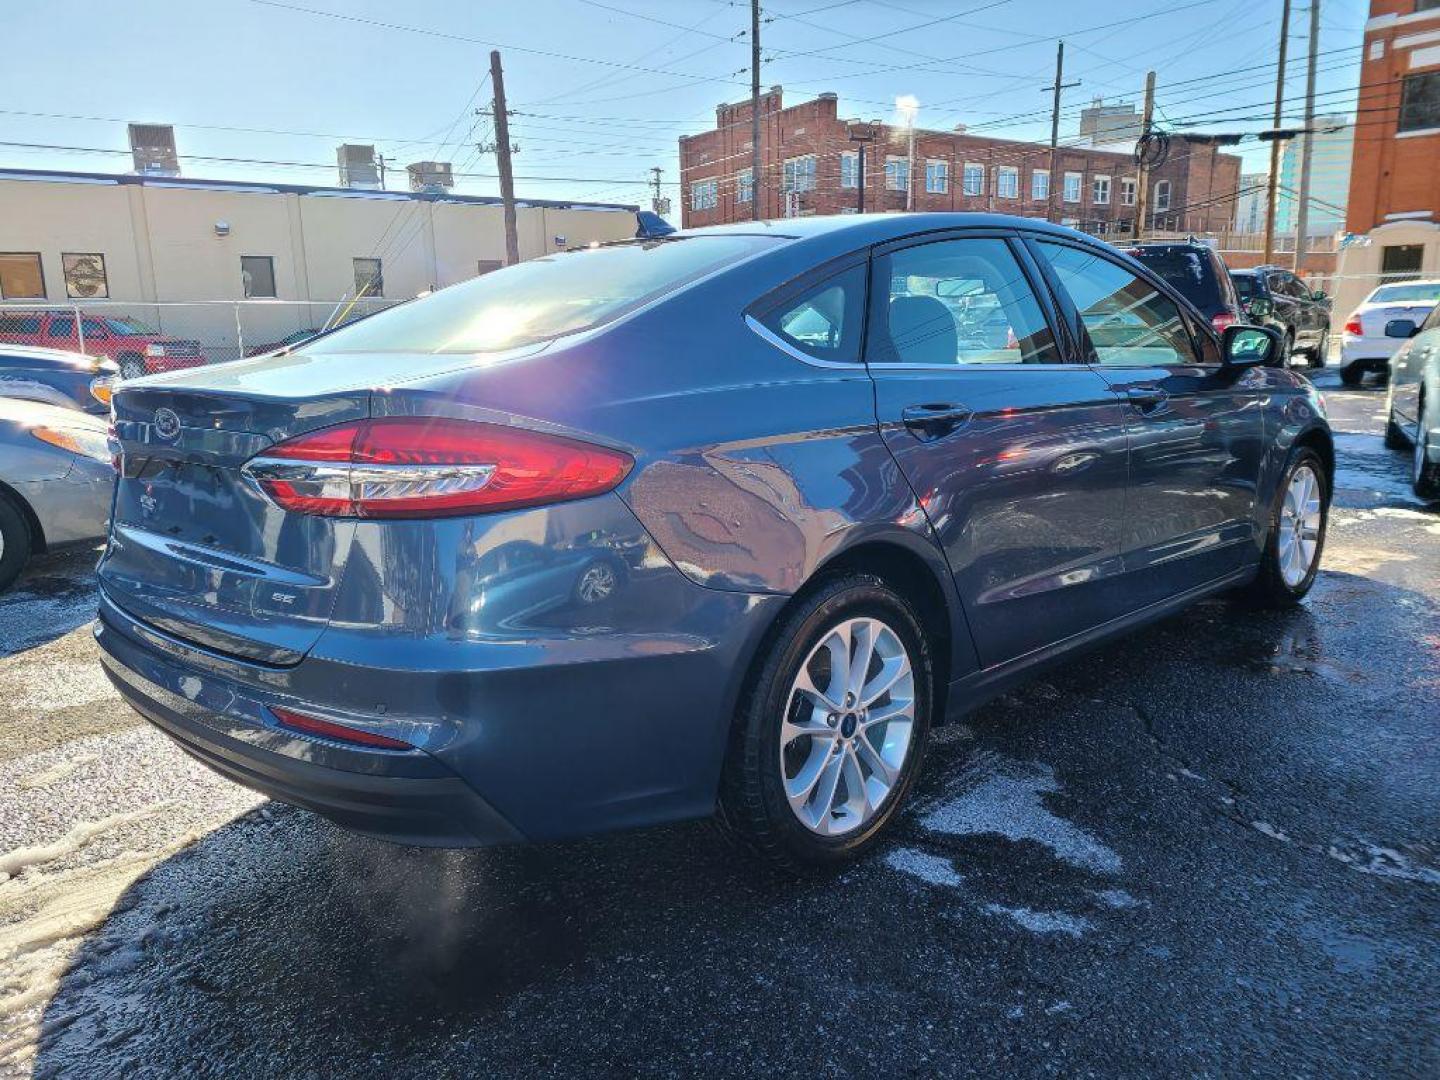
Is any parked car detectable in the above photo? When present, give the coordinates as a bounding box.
[1230,266,1332,371]
[1126,240,1247,336]
[0,345,117,414]
[97,214,1328,869]
[1380,306,1440,500]
[0,311,206,379]
[244,328,323,357]
[0,397,114,591]
[1339,279,1440,387]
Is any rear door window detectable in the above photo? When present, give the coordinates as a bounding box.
[1129,247,1220,310]
[868,236,1059,365]
[1034,241,1200,367]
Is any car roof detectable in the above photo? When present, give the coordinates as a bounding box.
[1367,278,1440,289]
[673,212,1098,247]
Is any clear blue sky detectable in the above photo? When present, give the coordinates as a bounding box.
[0,0,1371,209]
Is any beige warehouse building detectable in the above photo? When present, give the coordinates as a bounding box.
[0,166,640,361]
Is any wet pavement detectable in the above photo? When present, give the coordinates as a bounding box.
[1,368,1437,1078]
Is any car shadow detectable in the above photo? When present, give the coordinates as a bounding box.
[0,545,100,658]
[26,570,1440,1075]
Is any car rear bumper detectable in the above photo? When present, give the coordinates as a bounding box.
[1340,337,1401,368]
[94,550,783,846]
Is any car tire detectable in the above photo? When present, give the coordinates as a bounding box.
[1309,330,1328,369]
[717,572,933,871]
[117,352,146,380]
[0,493,34,594]
[1414,394,1440,501]
[1339,364,1363,387]
[1243,447,1329,609]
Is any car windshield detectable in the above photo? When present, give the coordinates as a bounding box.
[1131,248,1221,308]
[1231,274,1256,299]
[1368,283,1440,303]
[105,318,154,336]
[299,235,779,355]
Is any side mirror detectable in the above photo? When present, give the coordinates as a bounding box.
[1247,297,1274,318]
[1221,323,1281,368]
[1384,318,1419,339]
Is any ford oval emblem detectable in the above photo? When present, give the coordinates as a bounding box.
[153,407,181,441]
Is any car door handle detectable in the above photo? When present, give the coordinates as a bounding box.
[902,403,974,440]
[1126,386,1169,415]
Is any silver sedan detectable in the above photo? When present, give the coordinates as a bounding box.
[0,397,114,591]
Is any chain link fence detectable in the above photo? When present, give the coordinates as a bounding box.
[0,299,403,378]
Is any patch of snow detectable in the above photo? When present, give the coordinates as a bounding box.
[0,808,163,880]
[921,758,1122,874]
[985,904,1090,937]
[1091,888,1142,909]
[1251,821,1291,843]
[1326,842,1440,885]
[884,847,963,888]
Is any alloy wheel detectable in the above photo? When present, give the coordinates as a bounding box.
[576,562,616,604]
[780,616,915,836]
[1278,464,1322,588]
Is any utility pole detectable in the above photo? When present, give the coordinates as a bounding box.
[649,166,664,213]
[1132,71,1156,241]
[489,50,520,266]
[1043,41,1081,224]
[905,112,916,211]
[750,0,762,221]
[1294,0,1320,272]
[848,121,875,213]
[1262,0,1292,265]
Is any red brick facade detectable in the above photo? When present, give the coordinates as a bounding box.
[1345,0,1440,233]
[680,88,1242,236]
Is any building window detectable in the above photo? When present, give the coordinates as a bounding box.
[0,253,44,299]
[926,160,949,194]
[690,178,718,211]
[782,155,816,193]
[996,167,1019,199]
[240,255,277,299]
[885,156,909,192]
[1399,71,1440,132]
[1120,178,1137,206]
[1092,176,1111,205]
[1063,172,1083,203]
[1154,180,1172,212]
[841,152,858,190]
[737,168,754,204]
[353,257,383,297]
[1381,244,1424,282]
[476,260,502,276]
[62,253,108,298]
[962,162,984,197]
[1031,170,1050,201]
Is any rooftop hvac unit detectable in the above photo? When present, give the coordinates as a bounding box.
[128,123,179,176]
[406,161,454,193]
[337,144,382,189]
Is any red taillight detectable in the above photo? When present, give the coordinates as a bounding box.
[243,416,633,519]
[271,706,413,750]
[1211,312,1237,333]
[1344,315,1363,336]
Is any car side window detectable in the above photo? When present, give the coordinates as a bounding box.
[1034,241,1200,367]
[755,262,867,365]
[868,237,1059,365]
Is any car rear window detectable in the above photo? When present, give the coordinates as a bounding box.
[301,235,781,355]
[1368,283,1440,304]
[1129,247,1222,309]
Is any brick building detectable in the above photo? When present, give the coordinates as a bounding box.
[679,87,1241,236]
[1334,0,1440,321]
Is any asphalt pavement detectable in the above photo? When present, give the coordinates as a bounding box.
[0,366,1436,1078]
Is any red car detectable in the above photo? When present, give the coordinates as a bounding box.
[0,311,206,379]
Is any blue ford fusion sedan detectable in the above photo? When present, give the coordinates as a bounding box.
[97,215,1331,868]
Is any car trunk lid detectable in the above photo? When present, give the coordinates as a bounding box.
[1359,303,1433,338]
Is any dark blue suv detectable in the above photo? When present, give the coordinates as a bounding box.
[98,215,1331,869]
